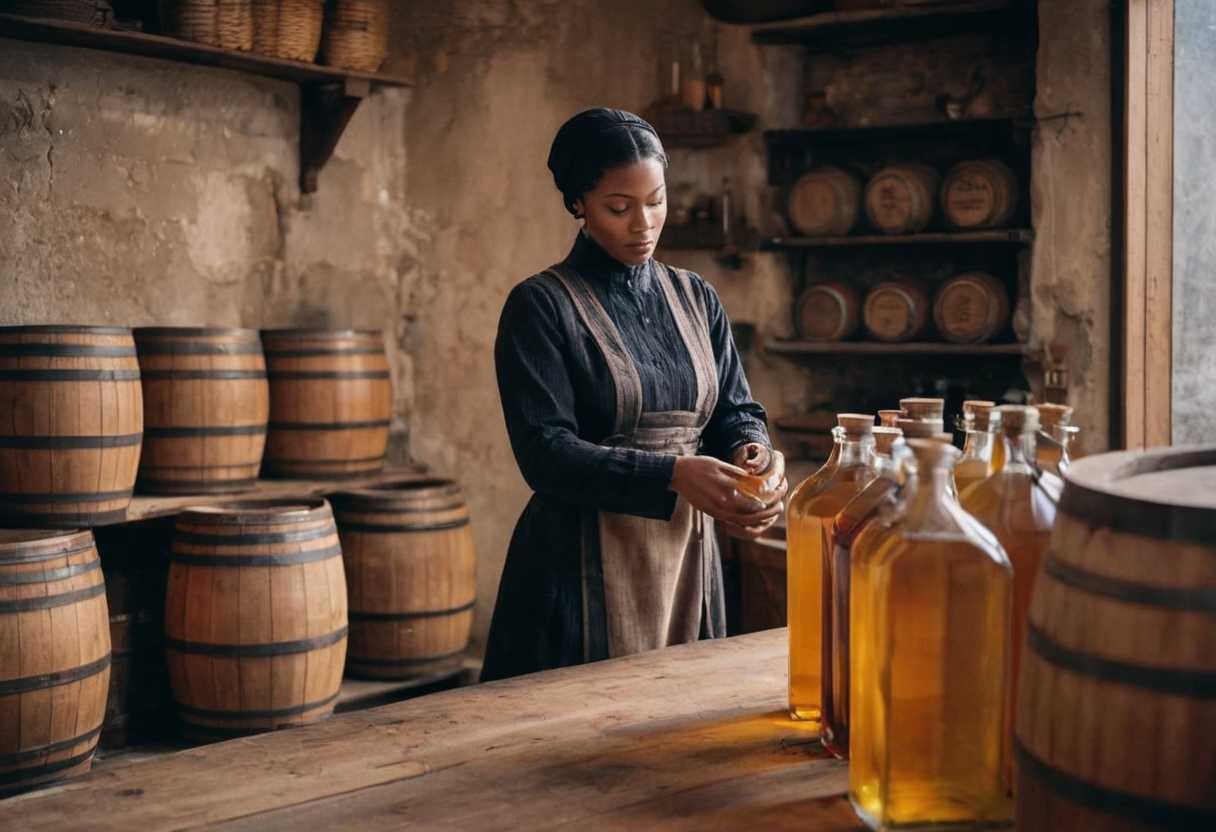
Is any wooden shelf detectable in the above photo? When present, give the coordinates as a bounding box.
[0,14,413,193]
[650,108,758,149]
[750,0,1028,47]
[115,466,429,525]
[766,340,1030,357]
[765,228,1033,248]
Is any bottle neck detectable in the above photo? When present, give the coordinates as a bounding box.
[834,432,875,467]
[1000,429,1037,474]
[906,461,956,514]
[961,427,994,458]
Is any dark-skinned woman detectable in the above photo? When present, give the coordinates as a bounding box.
[481,108,787,682]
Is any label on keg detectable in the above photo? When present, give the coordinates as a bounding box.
[945,174,995,227]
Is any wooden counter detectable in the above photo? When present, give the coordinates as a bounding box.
[0,630,857,831]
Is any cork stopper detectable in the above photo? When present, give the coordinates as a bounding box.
[962,400,1001,432]
[900,397,945,420]
[962,400,996,419]
[872,426,904,455]
[997,404,1039,434]
[878,409,903,427]
[1037,403,1074,427]
[906,437,961,467]
[837,413,875,436]
[897,417,946,439]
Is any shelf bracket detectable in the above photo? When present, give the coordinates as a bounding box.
[299,78,371,194]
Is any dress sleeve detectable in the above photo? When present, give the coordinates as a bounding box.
[495,280,679,520]
[696,278,772,462]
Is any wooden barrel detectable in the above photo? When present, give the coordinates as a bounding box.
[863,163,940,235]
[941,159,1018,229]
[1016,446,1216,830]
[787,166,862,236]
[333,479,475,679]
[0,530,110,795]
[795,280,861,342]
[134,327,269,495]
[0,325,142,527]
[164,500,348,740]
[932,271,1010,344]
[261,329,392,479]
[862,277,930,342]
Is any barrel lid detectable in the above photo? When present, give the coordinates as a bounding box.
[178,499,331,525]
[134,326,259,338]
[334,477,463,506]
[0,529,89,546]
[0,324,131,336]
[1061,445,1216,543]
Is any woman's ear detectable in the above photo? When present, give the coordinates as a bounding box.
[572,196,585,220]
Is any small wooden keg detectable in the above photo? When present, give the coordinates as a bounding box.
[333,479,475,679]
[863,163,940,235]
[164,500,348,740]
[932,271,1010,344]
[1016,446,1216,831]
[134,327,269,495]
[261,329,392,479]
[0,530,110,795]
[787,166,862,236]
[941,159,1018,229]
[0,325,142,527]
[863,277,931,342]
[795,280,861,342]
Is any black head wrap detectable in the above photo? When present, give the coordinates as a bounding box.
[547,108,667,216]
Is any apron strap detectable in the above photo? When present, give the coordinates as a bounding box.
[657,266,719,423]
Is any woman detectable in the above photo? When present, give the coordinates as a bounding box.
[482,108,786,682]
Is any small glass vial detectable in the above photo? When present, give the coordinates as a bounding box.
[955,400,1002,496]
[786,413,878,724]
[1035,403,1076,476]
[850,439,1013,830]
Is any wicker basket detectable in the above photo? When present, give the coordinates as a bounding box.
[160,1,253,50]
[252,0,324,63]
[320,0,387,73]
[10,0,113,26]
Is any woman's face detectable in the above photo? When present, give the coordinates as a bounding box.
[575,158,667,267]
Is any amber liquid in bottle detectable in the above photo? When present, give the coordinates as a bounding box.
[786,422,876,724]
[850,441,1013,830]
[961,413,1061,779]
[822,435,903,758]
[955,411,1001,496]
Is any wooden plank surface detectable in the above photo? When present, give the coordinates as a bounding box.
[0,631,856,831]
[0,14,413,88]
[121,466,429,524]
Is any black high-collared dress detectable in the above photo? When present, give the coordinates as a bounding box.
[482,232,770,681]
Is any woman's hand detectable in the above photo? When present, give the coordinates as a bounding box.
[725,444,789,540]
[670,455,785,539]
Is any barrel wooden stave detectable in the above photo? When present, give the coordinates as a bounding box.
[788,166,862,237]
[1015,448,1216,830]
[164,501,348,739]
[0,327,142,526]
[863,163,940,235]
[0,530,110,794]
[862,277,931,342]
[932,271,1010,344]
[134,328,269,495]
[795,280,861,342]
[942,159,1018,229]
[261,330,392,480]
[335,480,475,680]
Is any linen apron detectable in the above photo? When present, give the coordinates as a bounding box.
[546,262,726,661]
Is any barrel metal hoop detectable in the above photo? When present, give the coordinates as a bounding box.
[265,454,387,466]
[176,691,340,720]
[0,654,112,695]
[0,581,106,613]
[0,748,97,788]
[1014,738,1216,828]
[266,371,390,380]
[0,509,129,527]
[0,488,134,502]
[0,724,103,765]
[173,526,336,547]
[349,600,475,622]
[140,370,267,380]
[135,343,263,356]
[0,539,96,565]
[346,647,466,667]
[165,626,348,657]
[333,499,464,515]
[144,425,267,438]
[0,434,142,449]
[268,419,391,431]
[170,542,342,567]
[263,347,383,357]
[0,344,136,357]
[0,559,101,585]
[1026,621,1216,697]
[1044,554,1216,613]
[339,519,471,534]
[0,369,140,381]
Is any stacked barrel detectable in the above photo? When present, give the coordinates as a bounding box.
[0,324,474,792]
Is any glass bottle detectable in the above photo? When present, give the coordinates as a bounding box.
[786,413,878,724]
[822,426,904,758]
[850,439,1013,830]
[1035,403,1076,477]
[954,400,1002,496]
[960,405,1061,780]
